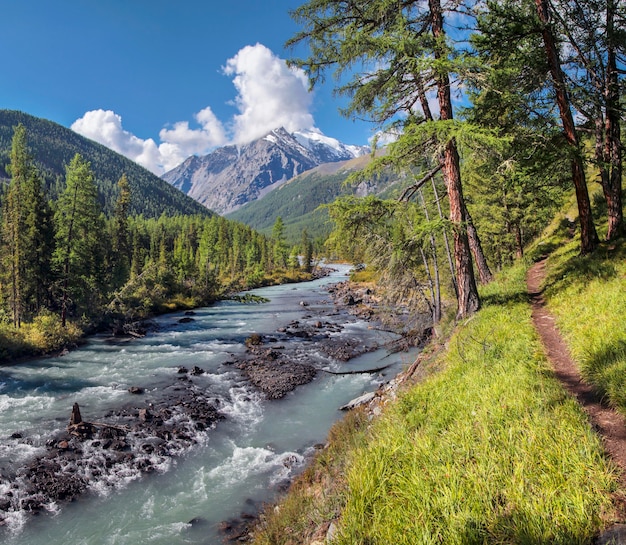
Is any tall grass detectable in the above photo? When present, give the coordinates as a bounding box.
[333,263,616,544]
[544,238,626,412]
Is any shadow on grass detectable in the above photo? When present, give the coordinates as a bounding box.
[546,239,625,294]
[480,289,529,307]
[583,340,626,410]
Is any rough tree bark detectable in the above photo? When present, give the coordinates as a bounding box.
[535,0,599,254]
[430,0,480,318]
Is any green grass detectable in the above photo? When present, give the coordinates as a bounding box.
[543,237,626,412]
[333,262,617,544]
[251,261,619,544]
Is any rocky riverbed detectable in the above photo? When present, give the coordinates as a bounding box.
[0,277,426,533]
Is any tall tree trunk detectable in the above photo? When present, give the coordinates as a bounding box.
[535,0,599,254]
[602,0,623,240]
[430,0,479,318]
[431,177,457,298]
[464,205,493,284]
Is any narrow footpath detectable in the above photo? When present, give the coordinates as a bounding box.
[527,259,626,541]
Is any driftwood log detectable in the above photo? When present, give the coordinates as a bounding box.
[322,363,393,376]
[67,403,130,436]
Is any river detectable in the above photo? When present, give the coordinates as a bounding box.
[0,266,418,544]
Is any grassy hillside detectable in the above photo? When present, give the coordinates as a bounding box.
[226,154,405,244]
[0,110,211,218]
[251,215,625,544]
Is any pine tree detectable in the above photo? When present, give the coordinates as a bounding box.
[272,217,288,270]
[112,174,131,287]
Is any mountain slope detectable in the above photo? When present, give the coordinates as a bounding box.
[162,127,368,215]
[0,110,211,218]
[226,152,406,243]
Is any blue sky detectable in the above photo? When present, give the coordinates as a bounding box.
[0,1,373,174]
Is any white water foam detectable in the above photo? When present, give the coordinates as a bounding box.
[207,446,304,489]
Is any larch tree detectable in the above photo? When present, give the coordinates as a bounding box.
[547,0,624,240]
[534,0,599,253]
[289,0,480,318]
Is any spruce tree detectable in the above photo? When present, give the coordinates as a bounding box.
[1,124,53,326]
[53,153,104,327]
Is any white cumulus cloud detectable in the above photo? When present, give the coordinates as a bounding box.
[71,43,317,175]
[224,43,314,144]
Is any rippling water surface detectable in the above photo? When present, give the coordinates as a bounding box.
[0,266,418,544]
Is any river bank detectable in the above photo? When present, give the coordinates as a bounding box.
[0,268,332,366]
[248,258,622,545]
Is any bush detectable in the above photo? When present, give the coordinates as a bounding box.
[25,311,82,352]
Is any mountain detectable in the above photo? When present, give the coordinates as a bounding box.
[0,110,211,218]
[162,127,369,215]
[226,151,408,244]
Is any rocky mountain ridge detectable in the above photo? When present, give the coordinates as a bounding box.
[162,127,369,215]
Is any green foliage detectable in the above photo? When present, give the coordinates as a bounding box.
[0,125,309,358]
[53,154,106,325]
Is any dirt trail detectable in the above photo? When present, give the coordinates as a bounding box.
[528,260,626,481]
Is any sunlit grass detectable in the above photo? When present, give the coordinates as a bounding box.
[544,237,626,413]
[333,262,617,544]
[252,262,618,544]
[0,311,83,362]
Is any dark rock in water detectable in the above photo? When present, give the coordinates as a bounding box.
[184,310,196,316]
[10,432,22,439]
[0,387,226,520]
[128,386,144,394]
[178,317,195,324]
[187,516,207,526]
[235,357,317,400]
[177,366,188,374]
[189,366,204,376]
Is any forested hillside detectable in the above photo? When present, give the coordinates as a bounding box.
[0,110,210,218]
[226,155,402,244]
[0,124,314,361]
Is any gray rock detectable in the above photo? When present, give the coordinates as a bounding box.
[340,391,376,411]
[598,525,626,545]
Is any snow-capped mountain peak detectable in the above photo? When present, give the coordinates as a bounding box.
[293,127,369,162]
[163,127,370,215]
